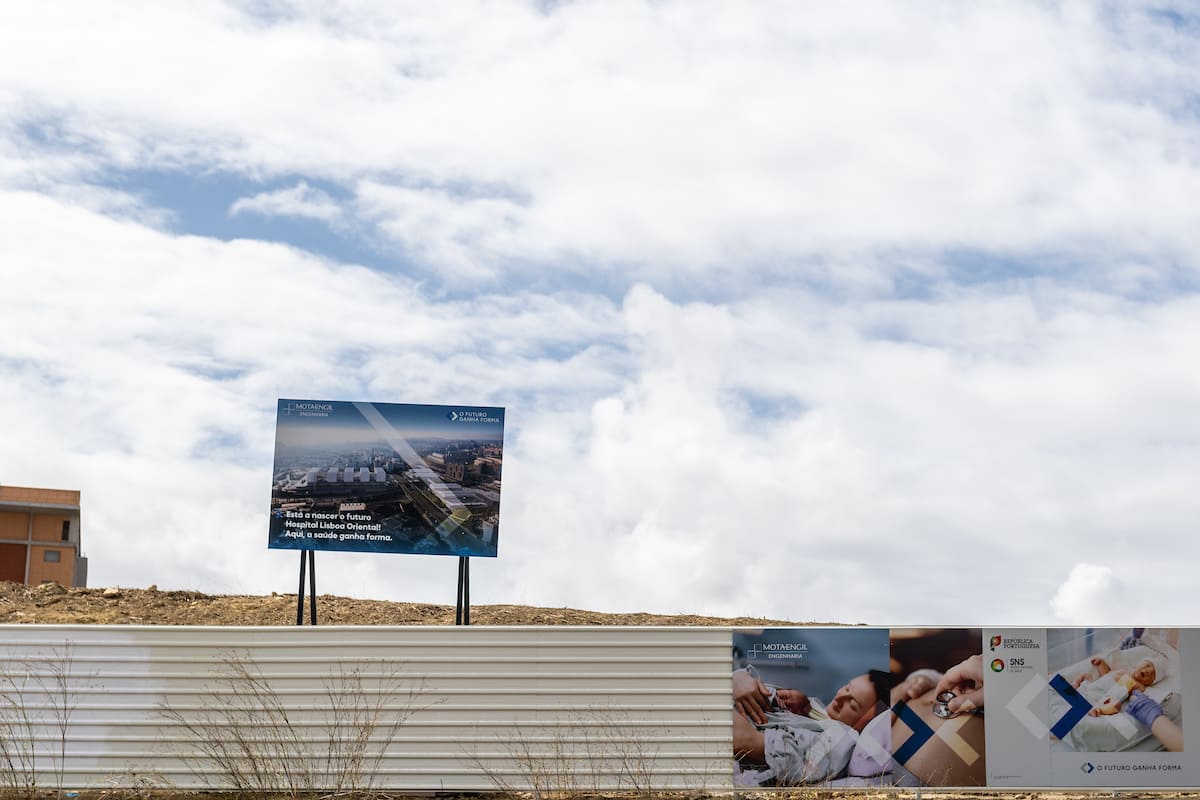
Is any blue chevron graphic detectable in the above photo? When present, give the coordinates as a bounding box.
[1049,673,1093,739]
[891,700,935,764]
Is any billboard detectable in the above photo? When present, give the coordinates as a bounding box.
[986,626,1189,788]
[268,399,504,557]
[733,627,1193,789]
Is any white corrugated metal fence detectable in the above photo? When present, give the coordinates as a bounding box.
[0,625,731,792]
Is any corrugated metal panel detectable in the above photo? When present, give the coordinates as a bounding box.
[0,625,732,792]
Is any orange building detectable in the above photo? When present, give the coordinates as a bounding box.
[0,485,87,586]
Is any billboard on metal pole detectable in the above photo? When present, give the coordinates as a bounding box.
[268,399,504,557]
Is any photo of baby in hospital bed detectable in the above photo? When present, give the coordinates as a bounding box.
[1048,627,1182,753]
[1072,654,1163,716]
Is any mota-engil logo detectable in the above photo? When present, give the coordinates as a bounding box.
[284,401,333,417]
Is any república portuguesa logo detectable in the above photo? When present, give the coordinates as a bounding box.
[990,635,1003,650]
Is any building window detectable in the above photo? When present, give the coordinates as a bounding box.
[61,520,71,541]
[44,550,61,563]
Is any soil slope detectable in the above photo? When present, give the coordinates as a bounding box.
[0,580,812,626]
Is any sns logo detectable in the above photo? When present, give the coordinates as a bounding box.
[990,635,1003,651]
[990,658,1005,673]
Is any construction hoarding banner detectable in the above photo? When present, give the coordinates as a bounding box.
[733,627,1193,788]
[268,399,504,557]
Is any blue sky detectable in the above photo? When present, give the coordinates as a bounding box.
[2,1,1200,624]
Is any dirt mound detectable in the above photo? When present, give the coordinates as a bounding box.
[0,580,814,626]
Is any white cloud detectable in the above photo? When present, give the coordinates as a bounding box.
[355,181,527,280]
[2,2,1199,281]
[504,281,1200,623]
[3,3,1200,624]
[229,181,344,222]
[1051,564,1125,625]
[6,190,1200,622]
[0,188,628,605]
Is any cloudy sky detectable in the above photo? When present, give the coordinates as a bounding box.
[2,1,1198,625]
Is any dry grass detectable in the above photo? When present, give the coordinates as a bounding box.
[158,653,427,800]
[473,710,663,799]
[0,647,80,800]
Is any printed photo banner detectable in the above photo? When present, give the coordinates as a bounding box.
[732,627,1195,789]
[268,399,504,558]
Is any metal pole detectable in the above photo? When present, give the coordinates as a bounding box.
[296,550,307,626]
[308,549,318,625]
[463,556,470,626]
[455,556,465,625]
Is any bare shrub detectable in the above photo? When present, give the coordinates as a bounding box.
[473,707,662,799]
[0,645,80,800]
[159,652,425,800]
[0,670,37,798]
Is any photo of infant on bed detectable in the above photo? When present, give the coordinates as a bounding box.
[887,628,987,787]
[1047,627,1183,753]
[732,628,892,787]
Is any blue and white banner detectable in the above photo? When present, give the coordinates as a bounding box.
[733,627,1192,789]
[268,399,504,557]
